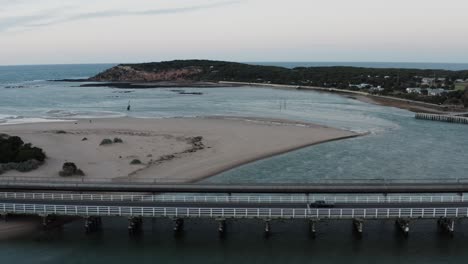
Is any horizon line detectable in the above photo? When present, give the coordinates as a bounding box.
[2,60,468,67]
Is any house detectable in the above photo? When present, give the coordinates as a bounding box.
[349,83,371,89]
[370,86,384,92]
[426,88,447,96]
[406,87,421,94]
[422,78,435,85]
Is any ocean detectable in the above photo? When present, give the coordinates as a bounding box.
[1,63,468,263]
[253,61,468,71]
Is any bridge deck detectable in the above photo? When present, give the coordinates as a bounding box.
[1,192,468,220]
[2,181,468,193]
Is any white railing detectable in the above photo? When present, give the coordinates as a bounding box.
[1,203,467,219]
[0,192,466,204]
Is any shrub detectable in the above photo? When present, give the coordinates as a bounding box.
[130,159,142,165]
[59,162,85,177]
[16,159,41,172]
[99,139,113,145]
[15,144,46,162]
[0,135,46,164]
[113,137,123,143]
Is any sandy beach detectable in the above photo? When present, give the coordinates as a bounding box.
[0,116,359,183]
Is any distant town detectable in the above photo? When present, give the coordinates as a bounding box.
[347,76,468,106]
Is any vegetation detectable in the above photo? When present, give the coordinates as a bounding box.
[113,137,123,143]
[99,138,113,145]
[0,134,46,174]
[59,162,85,177]
[0,134,46,163]
[130,159,142,165]
[464,87,468,107]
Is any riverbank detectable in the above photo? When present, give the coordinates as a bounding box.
[0,116,359,183]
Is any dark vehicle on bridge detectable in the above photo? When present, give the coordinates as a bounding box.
[310,200,335,208]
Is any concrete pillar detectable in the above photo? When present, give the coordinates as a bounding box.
[353,219,363,234]
[309,220,316,237]
[41,215,57,229]
[217,219,226,234]
[438,218,454,235]
[264,220,271,235]
[85,216,102,233]
[128,217,143,234]
[173,218,184,232]
[395,219,410,237]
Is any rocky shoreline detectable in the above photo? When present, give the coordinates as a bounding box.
[78,81,235,89]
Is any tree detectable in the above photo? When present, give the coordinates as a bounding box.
[463,86,468,107]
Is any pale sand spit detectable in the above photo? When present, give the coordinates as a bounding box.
[1,117,359,183]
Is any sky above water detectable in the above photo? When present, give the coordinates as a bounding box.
[1,0,468,65]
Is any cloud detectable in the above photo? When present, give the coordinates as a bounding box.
[0,0,240,32]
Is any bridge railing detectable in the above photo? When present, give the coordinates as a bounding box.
[1,203,468,219]
[0,192,466,204]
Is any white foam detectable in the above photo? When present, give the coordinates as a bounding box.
[45,109,125,119]
[0,117,72,126]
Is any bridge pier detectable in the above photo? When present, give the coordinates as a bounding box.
[438,218,454,235]
[41,215,58,229]
[309,220,317,237]
[173,218,184,232]
[217,219,226,234]
[395,219,410,237]
[353,219,363,234]
[128,217,143,234]
[264,220,271,236]
[84,216,102,233]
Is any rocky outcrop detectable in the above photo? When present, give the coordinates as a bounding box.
[89,65,203,82]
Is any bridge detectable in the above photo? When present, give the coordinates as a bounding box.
[2,177,468,237]
[2,176,468,193]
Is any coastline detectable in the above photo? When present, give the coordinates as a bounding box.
[219,81,467,114]
[56,78,465,114]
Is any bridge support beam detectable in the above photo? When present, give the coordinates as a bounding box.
[353,219,363,234]
[84,216,102,233]
[128,217,143,234]
[173,218,184,232]
[395,219,410,237]
[217,219,226,234]
[438,218,454,235]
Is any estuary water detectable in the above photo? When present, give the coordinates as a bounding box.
[1,64,468,263]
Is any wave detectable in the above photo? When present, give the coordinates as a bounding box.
[45,109,126,119]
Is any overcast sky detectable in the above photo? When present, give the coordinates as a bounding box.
[1,0,468,65]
